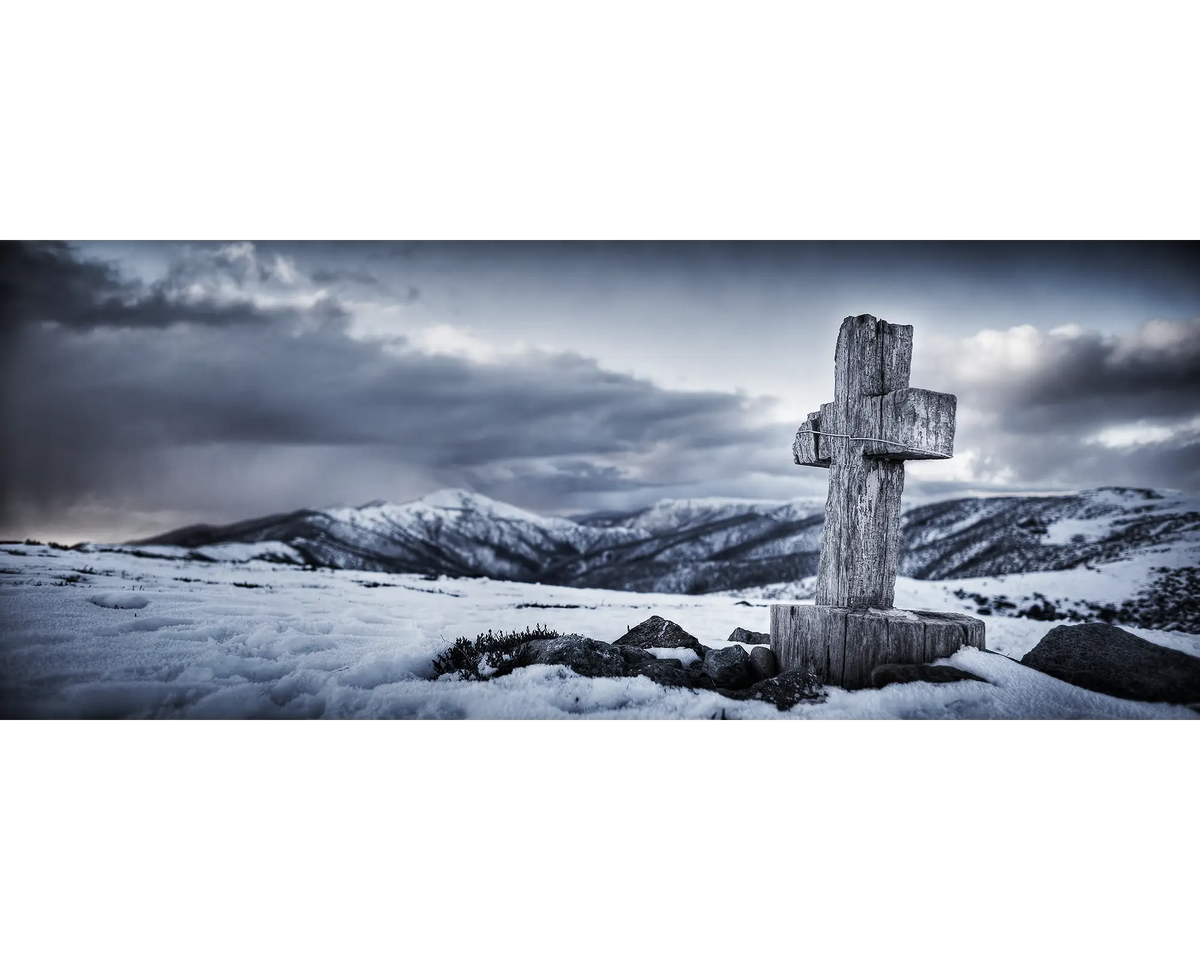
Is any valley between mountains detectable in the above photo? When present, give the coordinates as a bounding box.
[122,485,1200,632]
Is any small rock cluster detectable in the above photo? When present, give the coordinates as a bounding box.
[516,614,984,710]
[512,616,823,710]
[441,615,1200,713]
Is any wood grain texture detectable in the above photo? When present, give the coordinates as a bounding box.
[844,610,891,689]
[815,315,912,609]
[792,410,829,467]
[915,611,983,660]
[771,603,985,689]
[770,603,847,681]
[864,388,957,461]
[885,615,927,665]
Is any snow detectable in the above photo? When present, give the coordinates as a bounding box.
[1083,487,1174,506]
[727,550,1200,647]
[629,495,824,534]
[89,592,151,609]
[87,540,305,565]
[646,647,701,666]
[191,541,305,563]
[418,487,540,520]
[329,488,581,533]
[1042,517,1110,545]
[1,544,1196,719]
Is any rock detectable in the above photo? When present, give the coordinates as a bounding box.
[685,660,717,690]
[634,659,692,688]
[1020,622,1200,706]
[728,627,770,646]
[614,616,706,657]
[749,646,778,682]
[470,624,819,700]
[703,645,754,690]
[441,614,1200,710]
[870,663,987,688]
[619,643,657,667]
[735,669,824,710]
[526,635,628,679]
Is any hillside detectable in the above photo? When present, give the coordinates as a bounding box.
[118,486,1200,629]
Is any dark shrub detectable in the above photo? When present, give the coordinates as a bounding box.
[432,624,561,680]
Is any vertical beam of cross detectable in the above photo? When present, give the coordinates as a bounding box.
[793,315,955,608]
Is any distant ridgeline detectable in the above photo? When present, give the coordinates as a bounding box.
[113,487,1200,626]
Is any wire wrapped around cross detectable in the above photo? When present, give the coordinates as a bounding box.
[794,426,949,460]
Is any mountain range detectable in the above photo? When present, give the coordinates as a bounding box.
[132,485,1200,597]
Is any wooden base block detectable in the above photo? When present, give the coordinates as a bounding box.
[770,604,986,690]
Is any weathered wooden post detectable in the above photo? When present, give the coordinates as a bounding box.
[771,314,985,688]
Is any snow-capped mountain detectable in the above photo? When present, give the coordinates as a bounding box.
[127,486,1199,602]
[132,488,830,593]
[136,489,640,582]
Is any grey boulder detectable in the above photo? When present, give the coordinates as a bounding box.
[1020,622,1200,706]
[703,645,754,690]
[749,646,778,682]
[614,616,706,657]
[526,635,628,679]
[728,627,770,646]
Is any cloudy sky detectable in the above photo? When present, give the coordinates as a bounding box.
[1,240,1198,542]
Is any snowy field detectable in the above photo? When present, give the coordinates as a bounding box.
[1,543,1197,719]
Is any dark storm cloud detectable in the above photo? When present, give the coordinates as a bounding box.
[904,436,1200,500]
[160,241,291,288]
[936,320,1200,426]
[5,321,774,465]
[0,241,348,333]
[912,319,1200,493]
[0,242,786,535]
[336,240,1200,308]
[0,241,124,329]
[801,241,1200,294]
[941,319,1200,428]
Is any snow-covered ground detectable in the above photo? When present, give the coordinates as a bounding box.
[726,545,1200,631]
[1,543,1197,719]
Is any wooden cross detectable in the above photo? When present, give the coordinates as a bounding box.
[772,315,982,689]
[793,314,956,609]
